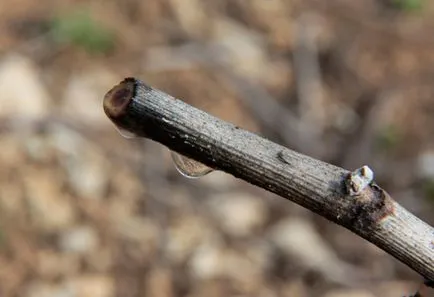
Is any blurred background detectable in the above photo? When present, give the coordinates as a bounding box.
[0,0,434,296]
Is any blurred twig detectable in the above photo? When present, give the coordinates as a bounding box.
[293,13,326,157]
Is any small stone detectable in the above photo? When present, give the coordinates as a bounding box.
[49,125,109,200]
[212,18,268,80]
[189,240,224,279]
[207,192,268,237]
[169,0,209,38]
[0,54,50,119]
[165,215,214,263]
[59,226,99,254]
[69,275,114,297]
[66,156,108,200]
[36,251,80,279]
[24,135,54,162]
[23,168,76,232]
[114,216,159,259]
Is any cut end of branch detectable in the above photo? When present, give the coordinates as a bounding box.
[103,77,136,119]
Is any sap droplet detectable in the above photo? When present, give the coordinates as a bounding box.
[170,151,213,178]
[113,124,137,139]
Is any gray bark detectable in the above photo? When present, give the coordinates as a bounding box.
[103,77,434,282]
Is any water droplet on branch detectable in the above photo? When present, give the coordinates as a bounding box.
[112,124,213,178]
[171,151,214,178]
[113,125,138,139]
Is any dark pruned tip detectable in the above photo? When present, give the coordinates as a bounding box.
[103,77,136,119]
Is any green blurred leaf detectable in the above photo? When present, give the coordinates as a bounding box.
[50,9,115,54]
[423,179,434,204]
[375,125,402,152]
[391,0,424,11]
[0,226,6,249]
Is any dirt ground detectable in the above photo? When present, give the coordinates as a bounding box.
[0,0,433,296]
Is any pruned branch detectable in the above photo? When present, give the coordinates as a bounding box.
[103,77,434,282]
